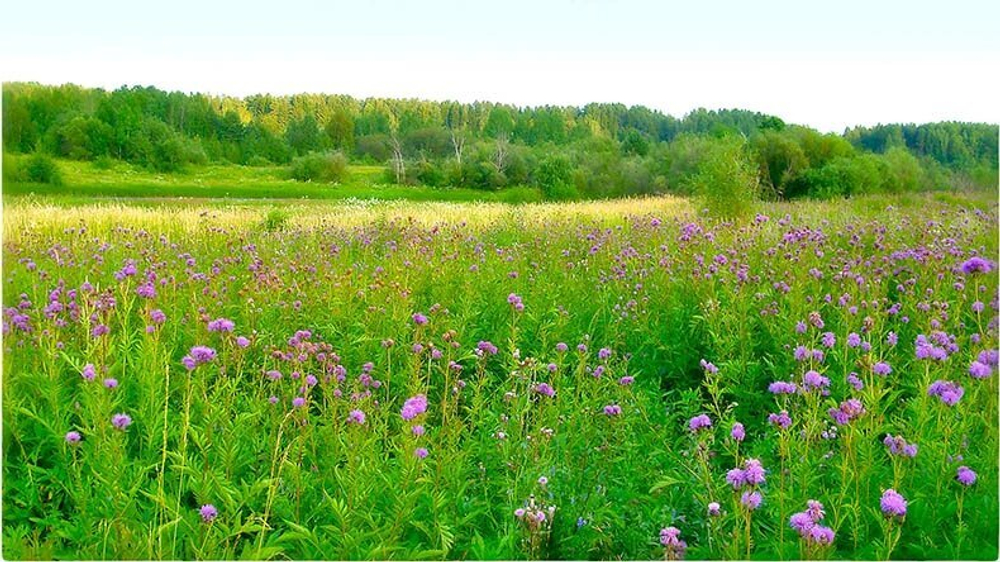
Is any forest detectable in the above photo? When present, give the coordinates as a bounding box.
[2,82,997,201]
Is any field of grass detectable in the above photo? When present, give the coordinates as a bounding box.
[2,193,997,560]
[2,157,545,203]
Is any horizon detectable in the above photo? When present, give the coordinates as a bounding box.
[2,0,999,134]
[5,78,1000,134]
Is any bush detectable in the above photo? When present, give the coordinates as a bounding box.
[792,154,888,199]
[289,152,349,183]
[14,153,64,185]
[92,155,115,170]
[261,208,291,232]
[412,160,447,187]
[2,153,19,182]
[534,155,578,200]
[692,137,758,219]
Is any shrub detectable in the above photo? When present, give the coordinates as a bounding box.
[261,208,291,232]
[534,155,578,200]
[16,153,63,185]
[289,152,348,183]
[692,136,758,219]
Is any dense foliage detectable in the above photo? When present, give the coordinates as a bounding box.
[3,83,997,200]
[2,196,997,560]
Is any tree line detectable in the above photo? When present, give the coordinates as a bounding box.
[3,82,997,200]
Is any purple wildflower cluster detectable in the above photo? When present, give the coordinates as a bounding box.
[401,394,428,420]
[659,526,687,560]
[789,500,835,546]
[182,345,217,370]
[883,434,918,458]
[727,458,766,511]
[688,414,712,433]
[768,410,792,429]
[927,380,965,406]
[828,398,865,425]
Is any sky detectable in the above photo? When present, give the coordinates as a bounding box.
[2,0,998,132]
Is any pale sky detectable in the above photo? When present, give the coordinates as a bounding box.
[2,0,998,132]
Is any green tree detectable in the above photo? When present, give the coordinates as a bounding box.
[324,109,355,152]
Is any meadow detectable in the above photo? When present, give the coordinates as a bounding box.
[3,156,546,204]
[2,193,997,560]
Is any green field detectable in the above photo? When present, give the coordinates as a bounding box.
[2,193,997,560]
[2,157,545,203]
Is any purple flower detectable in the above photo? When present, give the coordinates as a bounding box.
[200,504,218,523]
[928,380,964,406]
[956,466,977,486]
[726,468,747,489]
[476,341,498,355]
[111,413,132,430]
[978,349,999,366]
[806,525,835,546]
[829,398,865,425]
[401,394,429,420]
[743,458,765,485]
[821,332,836,348]
[846,333,861,348]
[414,447,429,459]
[802,370,830,392]
[659,526,687,559]
[149,309,166,324]
[730,422,745,442]
[969,360,992,379]
[507,293,524,312]
[412,312,429,325]
[603,404,622,416]
[236,336,250,348]
[847,372,864,391]
[795,321,807,334]
[618,375,635,385]
[538,476,548,486]
[768,410,792,429]
[65,431,82,444]
[880,489,907,518]
[790,512,815,535]
[555,342,568,353]
[207,318,235,333]
[883,434,918,458]
[347,409,366,425]
[699,359,718,374]
[533,383,556,397]
[81,363,96,382]
[768,381,797,395]
[103,378,118,389]
[707,502,721,516]
[412,424,425,436]
[741,491,762,511]
[807,500,825,521]
[514,508,526,518]
[292,396,306,408]
[961,256,993,275]
[183,345,217,370]
[887,331,898,346]
[688,414,712,433]
[873,361,892,376]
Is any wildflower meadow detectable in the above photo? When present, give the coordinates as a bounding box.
[2,195,997,560]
